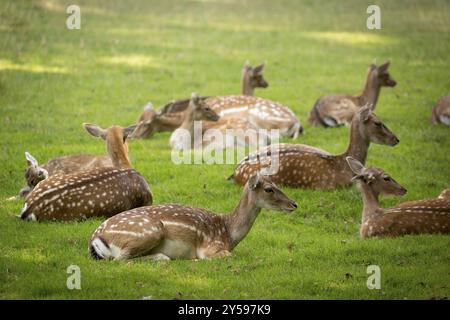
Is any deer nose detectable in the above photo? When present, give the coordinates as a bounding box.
[298,126,304,135]
[393,137,400,145]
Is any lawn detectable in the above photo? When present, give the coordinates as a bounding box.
[0,0,449,300]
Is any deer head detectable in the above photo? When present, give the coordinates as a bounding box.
[83,123,138,169]
[23,152,48,189]
[346,157,407,197]
[368,61,397,87]
[356,105,399,146]
[247,173,297,212]
[189,93,220,122]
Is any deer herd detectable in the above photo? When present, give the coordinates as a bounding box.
[15,61,449,261]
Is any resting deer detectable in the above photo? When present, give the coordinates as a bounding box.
[18,123,138,198]
[169,93,220,151]
[431,95,450,125]
[346,157,450,237]
[135,62,302,139]
[309,61,396,127]
[230,106,399,189]
[89,173,297,261]
[20,124,152,221]
[241,62,268,96]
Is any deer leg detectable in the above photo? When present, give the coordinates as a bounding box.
[134,253,171,261]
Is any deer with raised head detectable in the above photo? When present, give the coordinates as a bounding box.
[309,61,396,127]
[135,62,302,139]
[89,173,297,261]
[346,157,450,237]
[18,123,139,198]
[241,62,268,96]
[20,124,152,222]
[169,93,220,151]
[431,95,450,125]
[230,106,399,189]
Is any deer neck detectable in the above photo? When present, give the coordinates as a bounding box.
[241,72,254,96]
[225,187,261,249]
[358,182,382,222]
[343,120,370,165]
[107,137,132,169]
[359,73,381,107]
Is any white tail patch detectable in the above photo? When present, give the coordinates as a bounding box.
[91,238,113,259]
[439,115,450,126]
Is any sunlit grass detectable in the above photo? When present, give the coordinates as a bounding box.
[0,0,449,300]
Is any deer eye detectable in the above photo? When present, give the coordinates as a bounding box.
[264,187,274,193]
[383,176,390,181]
[375,122,382,127]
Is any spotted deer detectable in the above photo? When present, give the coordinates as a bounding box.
[135,64,302,139]
[20,124,152,221]
[18,123,138,198]
[346,157,450,237]
[89,173,297,261]
[309,61,396,127]
[431,95,450,125]
[169,93,220,151]
[230,105,399,189]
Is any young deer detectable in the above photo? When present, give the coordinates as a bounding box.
[230,106,399,189]
[135,62,302,139]
[431,95,450,125]
[309,61,396,127]
[241,62,269,96]
[169,93,220,151]
[18,123,138,198]
[346,157,450,237]
[20,124,152,222]
[89,173,297,261]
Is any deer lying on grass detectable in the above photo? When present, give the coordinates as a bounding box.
[346,157,450,237]
[18,123,138,198]
[431,95,450,125]
[20,124,152,222]
[230,106,399,189]
[169,93,220,151]
[135,62,302,139]
[89,173,297,261]
[309,61,396,127]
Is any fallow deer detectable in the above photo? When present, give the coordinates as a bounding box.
[135,62,302,139]
[308,61,396,127]
[346,157,450,237]
[431,95,450,125]
[241,62,269,96]
[89,173,297,261]
[230,106,399,189]
[20,124,152,221]
[169,93,220,151]
[18,123,137,198]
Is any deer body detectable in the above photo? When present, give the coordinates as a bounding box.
[89,174,297,260]
[20,124,152,221]
[231,106,399,189]
[135,63,303,139]
[431,95,450,125]
[346,157,450,237]
[309,61,396,127]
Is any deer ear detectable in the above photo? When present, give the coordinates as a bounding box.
[25,152,38,167]
[378,60,390,73]
[248,172,262,190]
[253,62,265,75]
[83,123,107,140]
[123,124,138,140]
[190,92,202,109]
[359,105,372,122]
[346,157,366,176]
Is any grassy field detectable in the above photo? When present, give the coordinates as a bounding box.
[0,0,449,300]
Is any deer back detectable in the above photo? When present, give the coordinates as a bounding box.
[21,167,152,221]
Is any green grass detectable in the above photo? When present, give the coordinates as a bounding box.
[0,0,449,300]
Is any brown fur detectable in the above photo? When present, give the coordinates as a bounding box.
[431,95,450,125]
